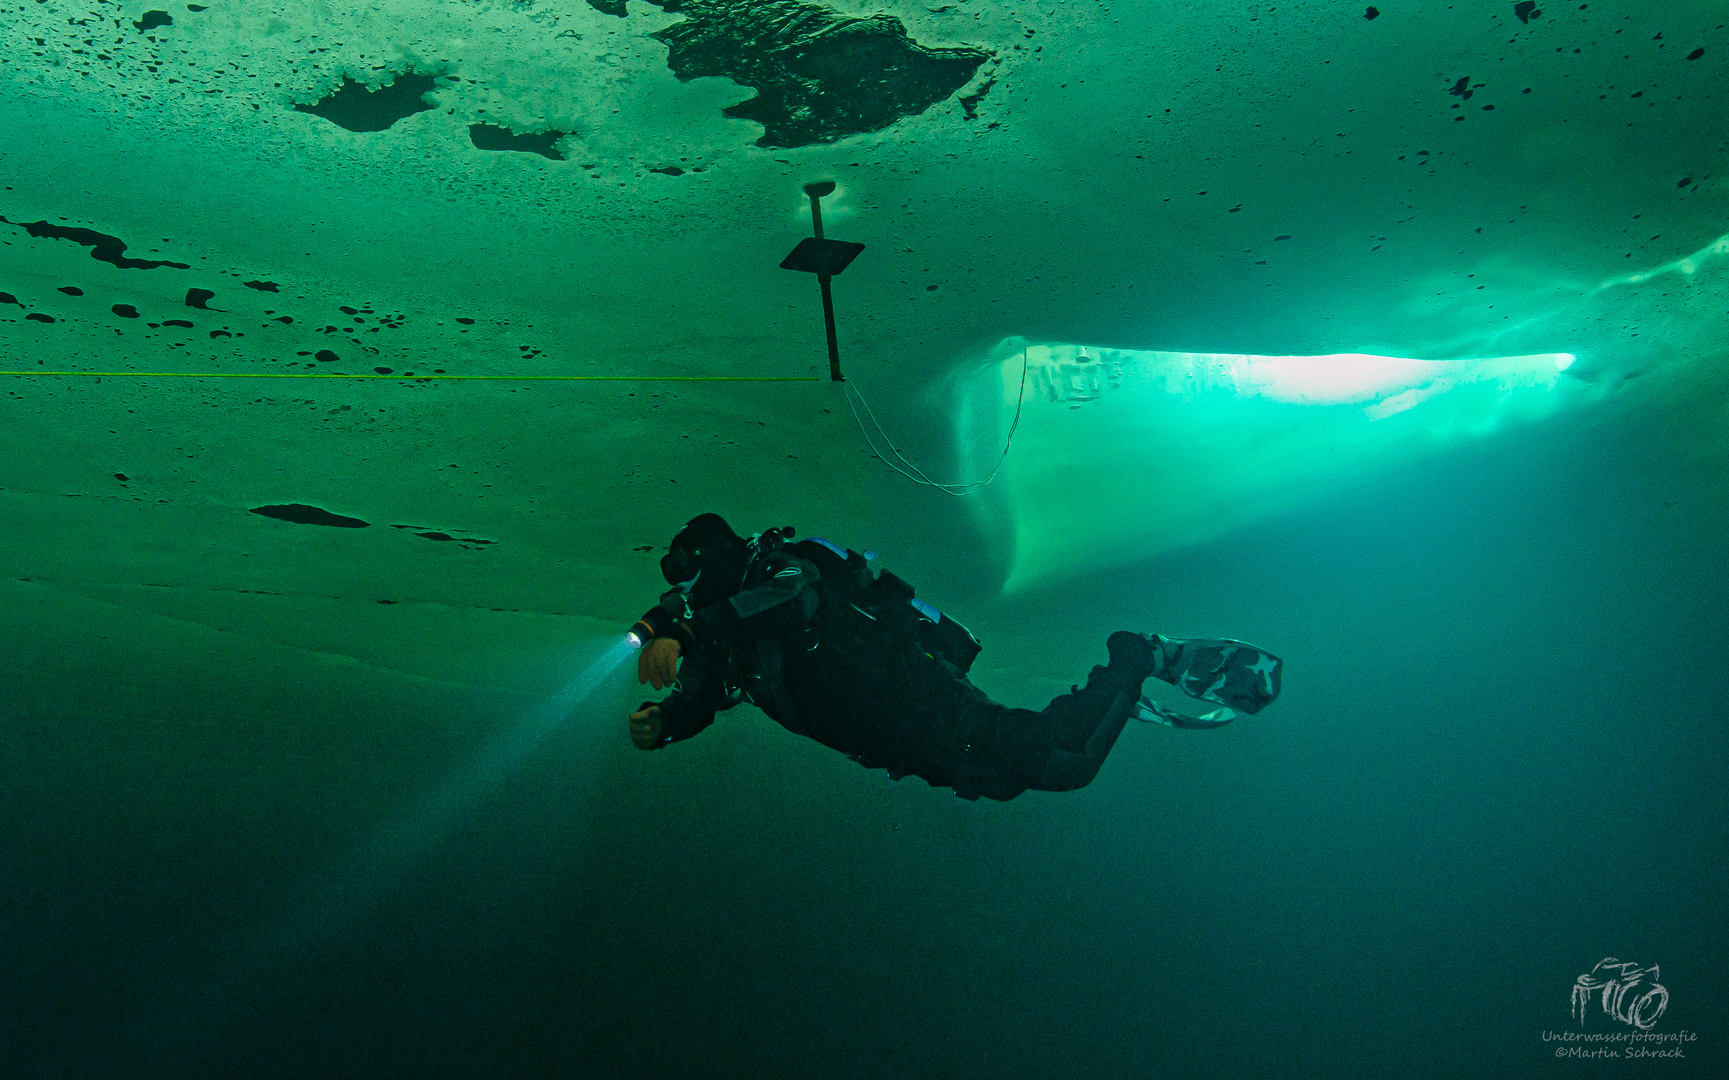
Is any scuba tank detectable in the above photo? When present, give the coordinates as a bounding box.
[789,535,982,675]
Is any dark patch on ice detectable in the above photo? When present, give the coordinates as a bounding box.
[244,280,280,292]
[114,473,129,482]
[188,3,208,10]
[25,313,54,323]
[650,165,686,175]
[134,10,172,32]
[272,315,293,324]
[468,123,568,160]
[315,349,339,362]
[1365,6,1379,19]
[251,504,370,528]
[1687,48,1705,61]
[374,367,394,374]
[415,531,496,545]
[58,286,83,296]
[0,217,192,270]
[588,0,630,15]
[640,0,990,147]
[390,523,496,545]
[1513,2,1540,24]
[455,317,475,324]
[1448,76,1474,101]
[293,73,440,133]
[0,292,21,307]
[633,544,657,552]
[209,329,231,339]
[162,319,194,328]
[185,288,218,309]
[112,304,140,318]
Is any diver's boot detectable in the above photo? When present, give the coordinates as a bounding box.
[1105,630,1162,688]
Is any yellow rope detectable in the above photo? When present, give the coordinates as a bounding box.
[0,371,820,381]
[0,373,823,381]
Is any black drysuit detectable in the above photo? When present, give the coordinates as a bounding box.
[638,541,1146,801]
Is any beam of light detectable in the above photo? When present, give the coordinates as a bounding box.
[280,636,638,949]
[113,636,639,1071]
[956,340,1601,592]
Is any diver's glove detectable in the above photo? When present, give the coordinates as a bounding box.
[629,704,664,749]
[638,637,682,690]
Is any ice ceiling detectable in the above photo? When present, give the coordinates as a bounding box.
[1,0,1726,620]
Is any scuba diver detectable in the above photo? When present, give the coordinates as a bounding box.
[628,514,1283,801]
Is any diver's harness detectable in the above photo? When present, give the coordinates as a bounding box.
[631,527,983,732]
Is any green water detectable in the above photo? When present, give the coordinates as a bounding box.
[3,1,1725,1076]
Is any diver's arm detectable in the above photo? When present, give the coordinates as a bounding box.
[659,695,718,744]
[628,554,816,749]
[631,557,818,651]
[684,553,820,644]
[632,647,723,749]
[631,699,716,748]
[630,589,697,649]
[640,694,717,747]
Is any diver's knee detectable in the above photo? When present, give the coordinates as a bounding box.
[1033,691,1134,791]
[1034,748,1103,792]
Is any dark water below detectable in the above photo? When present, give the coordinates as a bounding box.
[4,382,1724,1079]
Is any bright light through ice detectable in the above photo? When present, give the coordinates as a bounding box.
[1228,352,1449,406]
[958,340,1596,591]
[1010,346,1580,412]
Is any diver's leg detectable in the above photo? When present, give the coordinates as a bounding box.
[935,632,1284,797]
[943,636,1156,795]
[1022,638,1155,791]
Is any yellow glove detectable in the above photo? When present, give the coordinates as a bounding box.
[629,705,663,749]
[636,636,682,690]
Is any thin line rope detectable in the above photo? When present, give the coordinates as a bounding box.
[0,371,819,381]
[839,347,1029,496]
[4,359,1028,493]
